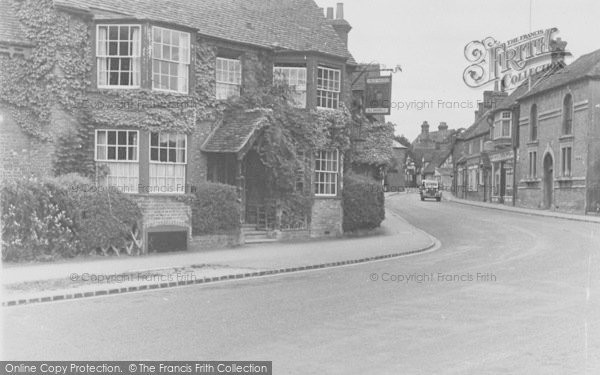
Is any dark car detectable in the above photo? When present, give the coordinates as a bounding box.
[420,180,442,201]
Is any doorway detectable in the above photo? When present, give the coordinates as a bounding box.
[543,153,553,209]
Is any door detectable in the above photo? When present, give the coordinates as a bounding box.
[543,153,553,209]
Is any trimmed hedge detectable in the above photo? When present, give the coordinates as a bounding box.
[190,182,241,235]
[342,174,385,232]
[1,174,142,262]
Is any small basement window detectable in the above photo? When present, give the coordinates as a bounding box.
[148,231,187,253]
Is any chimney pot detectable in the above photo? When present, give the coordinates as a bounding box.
[326,7,334,19]
[336,3,344,19]
[421,121,430,136]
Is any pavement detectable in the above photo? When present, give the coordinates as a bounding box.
[3,193,599,374]
[444,192,600,224]
[1,202,437,305]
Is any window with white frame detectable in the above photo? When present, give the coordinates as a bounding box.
[149,133,187,194]
[317,66,341,109]
[152,27,190,93]
[96,25,141,87]
[478,167,484,185]
[479,138,484,152]
[561,146,572,177]
[216,57,242,100]
[528,150,537,178]
[468,141,473,154]
[273,66,307,108]
[493,111,512,139]
[314,150,339,196]
[95,130,139,193]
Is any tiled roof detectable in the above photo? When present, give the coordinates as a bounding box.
[413,129,454,145]
[412,148,448,167]
[56,0,354,61]
[495,64,565,109]
[423,151,450,174]
[459,64,568,140]
[201,110,269,154]
[519,49,600,99]
[459,112,490,140]
[0,0,30,45]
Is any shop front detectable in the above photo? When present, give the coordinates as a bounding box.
[490,150,515,204]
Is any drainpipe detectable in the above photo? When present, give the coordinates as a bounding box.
[512,145,517,206]
[512,105,519,206]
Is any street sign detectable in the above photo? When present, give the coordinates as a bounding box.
[365,76,392,115]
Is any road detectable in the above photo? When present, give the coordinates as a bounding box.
[2,193,600,374]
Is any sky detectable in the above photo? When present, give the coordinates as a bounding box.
[316,0,600,141]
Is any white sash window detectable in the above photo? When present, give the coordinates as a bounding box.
[315,150,339,196]
[149,133,187,194]
[97,25,141,88]
[152,27,190,93]
[317,66,341,109]
[274,66,307,108]
[216,58,242,100]
[493,111,512,139]
[95,130,139,193]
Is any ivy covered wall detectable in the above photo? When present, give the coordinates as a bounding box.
[0,0,366,236]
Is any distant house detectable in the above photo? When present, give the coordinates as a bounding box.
[453,91,507,202]
[384,140,407,190]
[433,151,453,190]
[410,121,456,185]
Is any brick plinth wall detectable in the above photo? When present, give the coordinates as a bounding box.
[132,195,192,252]
[189,232,242,250]
[310,198,343,238]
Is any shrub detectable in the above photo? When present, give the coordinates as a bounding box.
[1,174,143,262]
[280,193,312,229]
[1,178,79,261]
[50,174,142,254]
[342,174,385,232]
[190,182,241,235]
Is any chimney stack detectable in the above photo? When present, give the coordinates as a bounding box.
[550,37,569,65]
[336,3,344,19]
[326,7,334,19]
[438,122,448,138]
[325,3,351,47]
[421,121,430,138]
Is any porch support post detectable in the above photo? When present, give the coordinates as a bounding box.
[236,157,245,224]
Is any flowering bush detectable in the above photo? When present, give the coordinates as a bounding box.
[1,178,79,261]
[1,174,142,262]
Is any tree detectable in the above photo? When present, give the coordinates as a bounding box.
[393,133,412,148]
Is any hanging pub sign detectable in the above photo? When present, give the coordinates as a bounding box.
[365,76,392,115]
